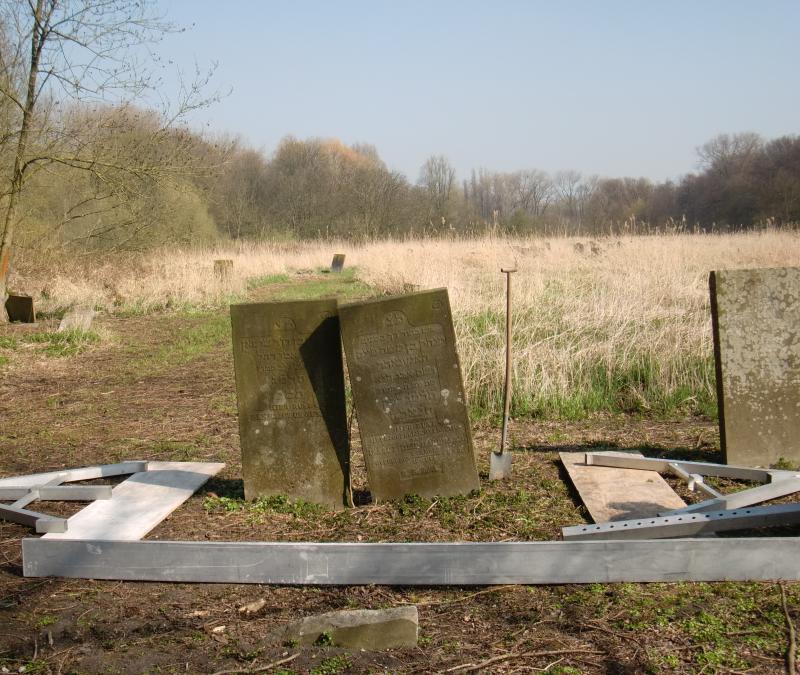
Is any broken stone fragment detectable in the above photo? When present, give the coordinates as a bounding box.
[263,606,418,650]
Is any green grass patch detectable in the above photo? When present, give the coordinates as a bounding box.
[22,328,101,357]
[0,335,18,349]
[126,312,231,380]
[273,267,372,302]
[247,273,291,289]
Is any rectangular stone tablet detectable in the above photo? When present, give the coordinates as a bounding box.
[230,300,350,509]
[339,289,479,501]
[331,254,345,273]
[710,268,800,467]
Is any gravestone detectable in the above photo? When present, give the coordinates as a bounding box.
[710,268,800,467]
[331,254,345,273]
[339,288,479,501]
[5,292,35,323]
[214,259,233,281]
[230,299,351,509]
[58,307,94,332]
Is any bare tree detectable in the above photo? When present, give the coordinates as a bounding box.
[0,0,219,320]
[696,132,763,178]
[554,169,583,219]
[417,154,457,223]
[509,169,554,217]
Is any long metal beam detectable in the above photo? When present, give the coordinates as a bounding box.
[0,486,114,501]
[22,538,800,584]
[585,453,798,482]
[563,503,800,540]
[0,461,148,488]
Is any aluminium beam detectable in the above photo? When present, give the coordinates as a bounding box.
[0,485,113,502]
[22,537,800,584]
[563,502,800,541]
[659,476,800,516]
[0,461,148,488]
[585,452,798,482]
[0,505,67,533]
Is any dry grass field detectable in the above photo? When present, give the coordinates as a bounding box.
[10,230,800,418]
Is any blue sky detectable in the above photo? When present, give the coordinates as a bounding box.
[153,0,800,184]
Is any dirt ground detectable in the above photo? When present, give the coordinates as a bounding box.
[0,290,798,675]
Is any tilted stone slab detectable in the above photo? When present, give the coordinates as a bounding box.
[231,300,350,508]
[710,268,800,466]
[339,289,479,501]
[264,606,418,649]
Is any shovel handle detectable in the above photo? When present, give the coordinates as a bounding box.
[500,267,516,452]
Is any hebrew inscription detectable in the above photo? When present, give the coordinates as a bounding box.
[710,268,800,467]
[231,300,350,509]
[340,289,479,501]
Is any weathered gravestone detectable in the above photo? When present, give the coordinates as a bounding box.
[710,267,800,467]
[339,288,479,501]
[58,307,94,332]
[5,292,35,323]
[331,254,345,273]
[230,300,351,509]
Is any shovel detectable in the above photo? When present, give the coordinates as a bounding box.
[490,266,516,480]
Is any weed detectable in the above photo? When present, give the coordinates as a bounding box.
[0,335,18,349]
[35,615,58,627]
[310,653,352,675]
[314,630,333,646]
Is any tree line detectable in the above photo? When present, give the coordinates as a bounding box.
[3,3,799,314]
[204,130,800,241]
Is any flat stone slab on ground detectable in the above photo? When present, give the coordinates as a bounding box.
[560,451,686,523]
[230,299,350,508]
[339,288,479,501]
[711,268,800,466]
[264,606,418,649]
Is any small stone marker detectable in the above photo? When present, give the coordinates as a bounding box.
[214,259,233,280]
[330,253,345,273]
[5,292,35,323]
[710,267,800,467]
[58,307,94,332]
[230,299,351,509]
[339,288,479,501]
[264,606,418,649]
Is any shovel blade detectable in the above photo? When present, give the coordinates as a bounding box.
[489,451,512,481]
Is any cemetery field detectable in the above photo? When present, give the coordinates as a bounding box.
[10,229,800,420]
[0,239,798,674]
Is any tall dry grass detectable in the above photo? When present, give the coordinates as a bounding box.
[9,231,800,417]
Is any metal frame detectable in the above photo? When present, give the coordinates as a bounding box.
[585,452,800,516]
[0,462,146,533]
[22,537,800,584]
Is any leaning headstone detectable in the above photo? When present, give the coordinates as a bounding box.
[58,307,94,332]
[710,268,800,467]
[339,288,479,501]
[230,299,351,509]
[330,253,345,273]
[5,292,35,323]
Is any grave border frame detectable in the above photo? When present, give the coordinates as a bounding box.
[21,536,800,583]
